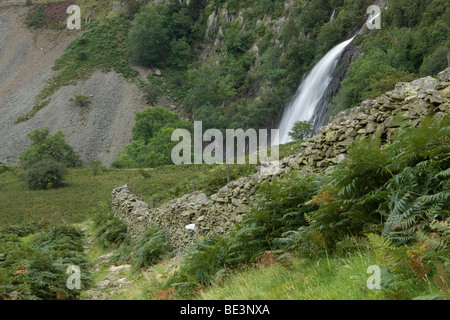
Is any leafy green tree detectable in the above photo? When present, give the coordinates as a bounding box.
[194,104,227,131]
[184,65,235,114]
[168,37,192,68]
[224,24,253,55]
[114,107,193,168]
[288,120,314,141]
[334,49,414,111]
[127,5,171,67]
[387,28,417,72]
[420,46,450,76]
[171,9,193,39]
[122,0,144,16]
[132,107,192,143]
[20,127,80,168]
[279,18,299,46]
[142,127,180,168]
[298,0,332,32]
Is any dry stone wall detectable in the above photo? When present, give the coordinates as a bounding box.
[112,68,450,250]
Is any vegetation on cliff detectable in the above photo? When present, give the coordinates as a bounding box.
[333,0,449,113]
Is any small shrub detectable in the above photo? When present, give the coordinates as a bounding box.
[0,225,92,300]
[143,83,162,105]
[25,7,46,29]
[129,226,171,271]
[138,168,152,179]
[94,208,129,250]
[0,163,13,175]
[89,159,106,176]
[24,159,67,190]
[2,221,47,237]
[69,94,91,108]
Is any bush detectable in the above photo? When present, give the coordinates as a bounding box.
[25,7,46,29]
[0,163,13,175]
[93,205,129,250]
[308,116,450,246]
[168,37,192,68]
[143,83,162,105]
[69,94,91,108]
[2,221,48,237]
[88,159,106,176]
[333,49,414,112]
[164,173,322,294]
[114,107,193,168]
[128,227,171,271]
[24,159,67,190]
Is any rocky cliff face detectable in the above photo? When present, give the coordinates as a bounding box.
[112,68,450,249]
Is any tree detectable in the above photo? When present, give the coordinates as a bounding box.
[114,107,193,168]
[168,37,192,68]
[20,127,81,168]
[122,0,143,16]
[288,120,314,141]
[420,46,450,76]
[127,5,171,67]
[132,107,192,143]
[171,9,193,39]
[24,159,67,190]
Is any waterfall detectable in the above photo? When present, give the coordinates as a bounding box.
[276,37,355,144]
[330,9,336,23]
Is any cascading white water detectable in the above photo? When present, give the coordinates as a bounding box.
[277,37,355,144]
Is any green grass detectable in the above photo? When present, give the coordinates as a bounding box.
[195,251,446,300]
[0,137,303,228]
[196,252,379,300]
[98,249,442,300]
[0,164,218,227]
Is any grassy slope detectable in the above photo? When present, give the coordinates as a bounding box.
[80,247,440,300]
[0,139,299,227]
[197,251,382,300]
[0,165,213,227]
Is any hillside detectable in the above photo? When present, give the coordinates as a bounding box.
[1,0,448,168]
[0,4,147,166]
[0,0,449,304]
